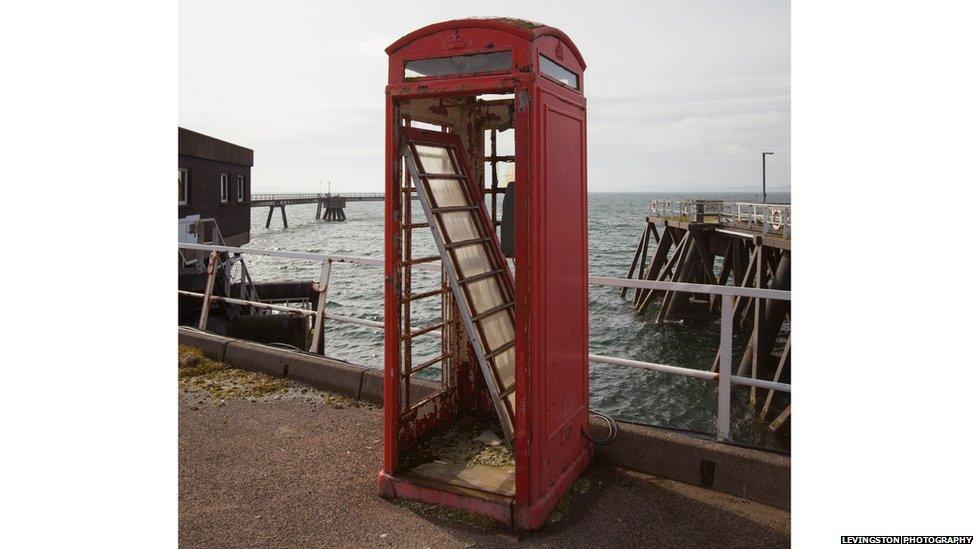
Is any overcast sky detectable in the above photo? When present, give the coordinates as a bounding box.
[179,0,789,193]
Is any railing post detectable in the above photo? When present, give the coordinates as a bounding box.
[717,295,733,441]
[309,259,332,354]
[198,250,219,330]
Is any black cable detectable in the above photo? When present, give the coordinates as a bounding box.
[582,410,618,446]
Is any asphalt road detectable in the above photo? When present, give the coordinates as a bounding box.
[179,388,789,548]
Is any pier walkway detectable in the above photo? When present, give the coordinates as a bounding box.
[249,192,384,206]
[250,193,386,226]
[179,377,790,548]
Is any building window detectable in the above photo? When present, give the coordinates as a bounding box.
[179,168,189,205]
[237,175,245,202]
[220,173,229,203]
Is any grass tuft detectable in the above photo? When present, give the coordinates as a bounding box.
[397,500,497,530]
[178,345,376,409]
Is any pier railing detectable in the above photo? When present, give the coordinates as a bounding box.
[177,242,790,443]
[250,192,385,203]
[650,199,792,239]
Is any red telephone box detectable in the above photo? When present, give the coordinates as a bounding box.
[378,18,590,530]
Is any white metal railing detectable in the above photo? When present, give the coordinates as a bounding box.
[178,242,791,443]
[250,192,385,202]
[589,276,790,441]
[724,202,792,239]
[178,243,442,354]
[649,199,791,240]
[179,218,227,270]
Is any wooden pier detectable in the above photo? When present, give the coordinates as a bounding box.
[250,192,384,228]
[623,200,792,433]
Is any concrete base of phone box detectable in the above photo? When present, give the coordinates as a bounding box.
[377,443,593,530]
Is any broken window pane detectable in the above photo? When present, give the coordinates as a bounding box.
[405,52,512,79]
[427,178,466,207]
[453,243,492,278]
[439,211,479,243]
[540,54,579,89]
[479,311,514,352]
[467,277,505,316]
[493,347,515,390]
[415,145,454,174]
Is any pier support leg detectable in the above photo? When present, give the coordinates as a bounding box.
[622,221,650,299]
[659,229,702,322]
[760,334,791,422]
[316,201,323,221]
[749,245,766,405]
[710,239,735,312]
[739,246,790,386]
[637,228,686,315]
[634,224,674,307]
[280,205,288,229]
[733,243,761,326]
[768,405,791,432]
[265,206,274,229]
[322,207,347,221]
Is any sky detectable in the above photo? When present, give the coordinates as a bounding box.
[179,0,789,194]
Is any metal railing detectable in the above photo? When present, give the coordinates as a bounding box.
[589,276,790,441]
[650,199,792,239]
[178,242,442,354]
[179,218,226,269]
[250,192,385,203]
[177,242,791,443]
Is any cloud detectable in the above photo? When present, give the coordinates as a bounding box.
[179,1,790,192]
[641,111,789,157]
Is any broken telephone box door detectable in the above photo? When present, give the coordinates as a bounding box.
[401,127,517,442]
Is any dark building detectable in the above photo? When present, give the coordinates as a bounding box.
[178,127,253,246]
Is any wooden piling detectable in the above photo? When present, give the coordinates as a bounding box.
[634,223,674,307]
[768,405,791,432]
[748,244,766,405]
[760,334,791,422]
[738,249,790,382]
[622,221,650,299]
[623,201,791,430]
[655,230,695,322]
[635,228,686,314]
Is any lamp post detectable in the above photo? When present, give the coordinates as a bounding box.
[762,152,774,203]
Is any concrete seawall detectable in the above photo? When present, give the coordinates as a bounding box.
[178,327,790,510]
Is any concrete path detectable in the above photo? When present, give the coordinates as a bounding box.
[179,385,789,548]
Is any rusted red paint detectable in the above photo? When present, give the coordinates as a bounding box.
[381,17,591,531]
[397,388,459,451]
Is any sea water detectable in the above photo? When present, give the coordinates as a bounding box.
[242,191,791,450]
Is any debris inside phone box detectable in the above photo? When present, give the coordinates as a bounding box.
[401,417,515,471]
